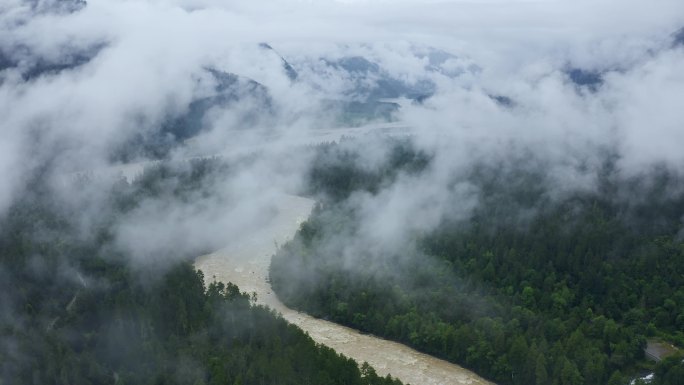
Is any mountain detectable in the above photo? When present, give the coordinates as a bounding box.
[673,27,684,48]
[0,43,104,81]
[114,68,273,161]
[565,68,604,91]
[259,42,299,81]
[324,56,436,101]
[489,94,514,107]
[414,46,480,78]
[24,0,87,15]
[166,68,272,141]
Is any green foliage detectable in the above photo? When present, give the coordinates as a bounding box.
[306,137,431,201]
[652,354,684,385]
[0,158,402,385]
[271,144,684,385]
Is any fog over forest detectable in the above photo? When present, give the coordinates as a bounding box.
[1,0,684,384]
[1,0,683,257]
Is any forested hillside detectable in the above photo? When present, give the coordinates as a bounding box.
[271,139,684,385]
[0,158,402,385]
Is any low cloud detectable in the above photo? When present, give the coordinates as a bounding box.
[0,0,682,270]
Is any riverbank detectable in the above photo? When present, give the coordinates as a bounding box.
[194,194,493,385]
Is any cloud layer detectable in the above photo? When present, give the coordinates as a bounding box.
[1,0,684,262]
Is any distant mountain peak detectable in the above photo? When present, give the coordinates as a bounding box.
[333,56,381,74]
[673,27,684,48]
[565,67,603,91]
[320,55,435,101]
[0,43,104,81]
[489,94,514,107]
[258,42,298,81]
[26,0,87,14]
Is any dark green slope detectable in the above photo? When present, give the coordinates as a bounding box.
[271,139,684,385]
[0,159,402,385]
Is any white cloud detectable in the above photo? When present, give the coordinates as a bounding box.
[0,0,683,261]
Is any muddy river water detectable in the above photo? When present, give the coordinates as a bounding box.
[194,194,493,385]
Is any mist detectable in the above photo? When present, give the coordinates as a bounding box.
[3,1,684,384]
[1,0,684,332]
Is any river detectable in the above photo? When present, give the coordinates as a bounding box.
[194,194,493,385]
[75,121,493,384]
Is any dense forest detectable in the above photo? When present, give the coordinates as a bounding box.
[271,138,684,385]
[0,158,402,385]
